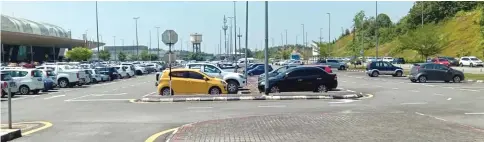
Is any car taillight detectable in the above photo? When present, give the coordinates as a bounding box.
[77,73,79,78]
[334,75,337,80]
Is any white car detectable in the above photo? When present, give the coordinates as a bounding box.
[113,66,129,79]
[86,69,103,83]
[1,72,18,97]
[185,63,246,94]
[134,65,148,75]
[382,57,393,62]
[36,65,87,88]
[287,60,304,66]
[1,69,44,95]
[459,56,483,67]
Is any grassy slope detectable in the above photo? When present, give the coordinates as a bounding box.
[333,9,483,60]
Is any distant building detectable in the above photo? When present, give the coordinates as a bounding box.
[102,46,166,60]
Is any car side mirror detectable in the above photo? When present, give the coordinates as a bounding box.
[204,77,210,81]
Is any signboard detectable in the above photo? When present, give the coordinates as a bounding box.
[161,30,178,45]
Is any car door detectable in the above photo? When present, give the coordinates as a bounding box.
[301,68,322,91]
[279,69,305,92]
[381,62,392,75]
[31,70,44,89]
[203,64,222,78]
[433,64,452,81]
[187,71,210,94]
[169,71,190,94]
[421,64,437,80]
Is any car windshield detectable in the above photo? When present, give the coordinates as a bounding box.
[273,67,288,74]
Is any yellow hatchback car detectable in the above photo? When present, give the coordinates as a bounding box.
[157,69,228,95]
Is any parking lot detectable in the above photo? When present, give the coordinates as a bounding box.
[2,67,484,142]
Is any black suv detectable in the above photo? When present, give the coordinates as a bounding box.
[408,63,464,83]
[258,66,338,93]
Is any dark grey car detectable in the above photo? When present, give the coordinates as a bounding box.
[408,63,465,83]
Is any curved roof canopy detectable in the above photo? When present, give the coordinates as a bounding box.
[1,15,69,38]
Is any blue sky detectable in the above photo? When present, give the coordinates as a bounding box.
[1,1,414,54]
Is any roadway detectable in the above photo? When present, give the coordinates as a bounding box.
[1,70,483,141]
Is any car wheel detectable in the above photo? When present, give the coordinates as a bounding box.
[316,84,328,93]
[58,78,69,88]
[453,75,462,83]
[19,85,30,95]
[270,86,280,93]
[161,87,173,96]
[418,76,427,83]
[226,80,239,94]
[470,63,474,67]
[371,71,379,77]
[460,63,463,67]
[32,90,40,94]
[92,79,98,83]
[395,71,403,77]
[340,66,346,70]
[208,87,222,95]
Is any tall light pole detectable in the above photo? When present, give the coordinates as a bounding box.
[237,28,242,59]
[301,24,305,47]
[228,17,234,60]
[133,17,140,58]
[95,1,100,60]
[280,33,283,46]
[375,1,379,59]
[327,12,331,56]
[222,15,228,57]
[271,37,274,47]
[244,1,249,85]
[113,36,116,61]
[155,26,160,59]
[219,30,222,55]
[233,1,237,61]
[149,30,152,61]
[264,1,269,95]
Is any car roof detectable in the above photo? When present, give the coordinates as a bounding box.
[164,68,200,72]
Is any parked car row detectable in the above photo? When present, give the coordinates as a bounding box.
[0,61,163,97]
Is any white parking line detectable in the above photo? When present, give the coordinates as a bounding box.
[447,98,452,100]
[65,99,132,102]
[44,95,66,100]
[90,93,127,96]
[142,92,156,97]
[464,112,484,115]
[433,93,443,96]
[410,90,420,93]
[186,107,213,109]
[459,89,479,92]
[392,88,399,90]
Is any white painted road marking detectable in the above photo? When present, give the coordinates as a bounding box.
[401,102,428,105]
[143,92,157,97]
[392,88,399,90]
[257,105,286,108]
[433,93,443,96]
[44,95,66,100]
[459,89,479,92]
[90,93,127,96]
[447,98,452,100]
[464,112,484,115]
[410,90,420,93]
[65,99,132,102]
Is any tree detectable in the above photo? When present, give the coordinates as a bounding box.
[188,53,204,61]
[65,47,93,61]
[140,50,150,61]
[376,13,392,28]
[314,42,331,59]
[396,24,445,60]
[150,54,159,61]
[98,50,111,61]
[129,54,139,61]
[118,52,127,61]
[236,48,254,57]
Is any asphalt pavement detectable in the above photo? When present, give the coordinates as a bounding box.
[1,70,483,142]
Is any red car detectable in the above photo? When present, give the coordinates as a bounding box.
[305,64,333,73]
[432,58,450,67]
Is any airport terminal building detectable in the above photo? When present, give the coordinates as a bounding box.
[1,15,104,63]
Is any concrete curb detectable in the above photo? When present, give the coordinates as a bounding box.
[466,80,484,83]
[137,93,363,103]
[1,129,21,142]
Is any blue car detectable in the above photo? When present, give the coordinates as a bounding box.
[245,63,264,72]
[247,65,273,76]
[43,78,55,91]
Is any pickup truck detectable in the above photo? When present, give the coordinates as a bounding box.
[36,65,88,88]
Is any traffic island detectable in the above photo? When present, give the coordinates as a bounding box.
[1,121,52,141]
[166,112,484,142]
[133,93,364,103]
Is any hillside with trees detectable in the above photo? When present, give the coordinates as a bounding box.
[330,1,484,62]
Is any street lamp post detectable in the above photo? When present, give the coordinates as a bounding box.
[264,1,269,95]
[95,1,100,60]
[301,24,305,47]
[237,28,242,60]
[222,15,228,57]
[375,1,379,59]
[228,17,234,60]
[133,17,140,58]
[233,1,237,61]
[155,27,160,59]
[327,12,331,56]
[319,28,323,43]
[244,1,249,85]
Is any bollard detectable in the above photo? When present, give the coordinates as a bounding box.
[7,84,12,129]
